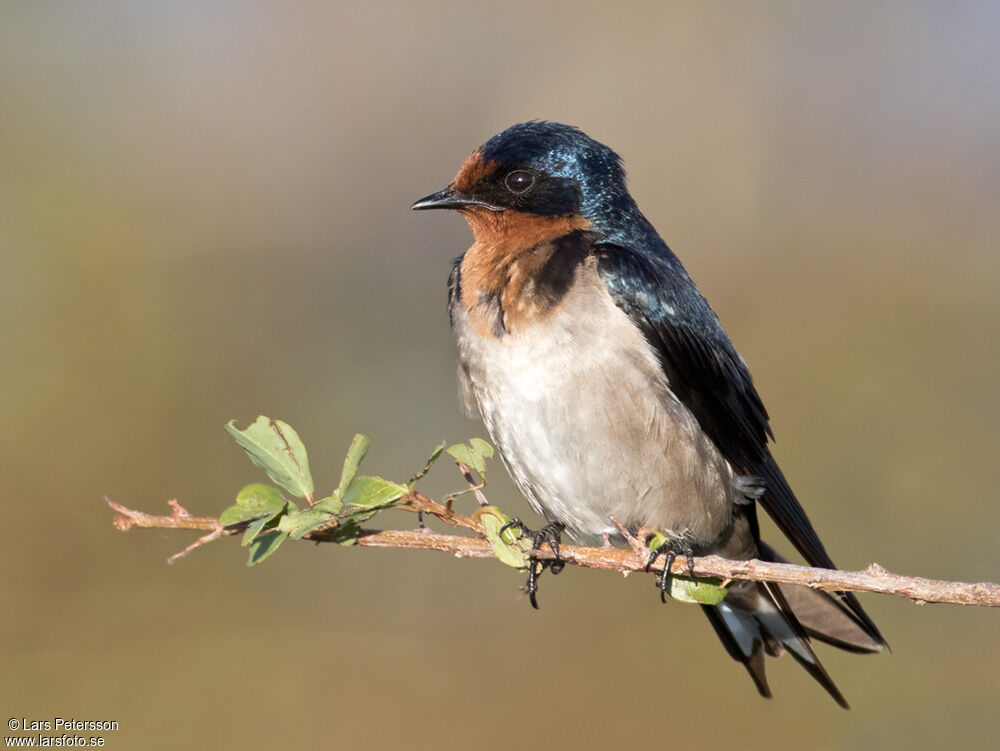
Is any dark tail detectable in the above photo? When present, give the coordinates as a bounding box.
[701,541,884,709]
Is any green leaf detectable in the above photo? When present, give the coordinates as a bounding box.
[336,506,378,526]
[647,533,729,605]
[648,532,670,551]
[219,483,286,526]
[475,507,531,569]
[221,484,288,533]
[445,438,493,475]
[408,440,447,485]
[333,434,371,504]
[246,529,288,566]
[327,519,363,546]
[665,576,729,605]
[225,416,314,500]
[469,438,494,461]
[220,505,259,527]
[445,438,494,475]
[343,476,408,509]
[311,496,342,514]
[279,507,337,540]
[242,515,276,547]
[426,441,447,467]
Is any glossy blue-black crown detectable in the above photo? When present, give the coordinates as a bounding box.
[479,121,659,248]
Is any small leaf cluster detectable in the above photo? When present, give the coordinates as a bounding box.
[220,417,407,565]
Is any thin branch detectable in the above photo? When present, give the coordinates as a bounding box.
[166,527,227,565]
[105,496,1000,608]
[106,496,220,532]
[445,461,490,507]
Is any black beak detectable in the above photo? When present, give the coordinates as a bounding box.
[411,186,502,211]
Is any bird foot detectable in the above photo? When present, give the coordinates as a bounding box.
[499,518,566,609]
[645,534,697,603]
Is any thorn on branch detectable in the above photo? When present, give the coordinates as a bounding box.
[609,516,645,562]
[167,499,192,518]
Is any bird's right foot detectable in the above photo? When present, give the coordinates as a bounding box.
[499,518,566,609]
[645,534,696,603]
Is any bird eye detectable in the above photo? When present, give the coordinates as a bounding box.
[504,170,535,194]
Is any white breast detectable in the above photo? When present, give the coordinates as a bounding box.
[452,261,735,542]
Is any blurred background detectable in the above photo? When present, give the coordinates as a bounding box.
[2,2,998,749]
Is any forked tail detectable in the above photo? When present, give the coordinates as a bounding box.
[701,541,884,708]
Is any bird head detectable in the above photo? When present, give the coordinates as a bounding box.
[412,121,645,246]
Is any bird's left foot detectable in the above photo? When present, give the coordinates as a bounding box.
[645,534,697,603]
[499,518,566,609]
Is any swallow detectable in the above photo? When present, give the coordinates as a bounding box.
[412,121,885,707]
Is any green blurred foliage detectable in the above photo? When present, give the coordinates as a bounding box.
[2,2,998,749]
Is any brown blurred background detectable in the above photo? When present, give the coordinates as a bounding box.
[2,2,998,749]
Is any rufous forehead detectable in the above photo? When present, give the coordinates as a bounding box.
[453,151,499,193]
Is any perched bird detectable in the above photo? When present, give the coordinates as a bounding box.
[412,121,885,707]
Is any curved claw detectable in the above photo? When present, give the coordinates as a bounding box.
[646,535,696,603]
[503,519,565,609]
[499,517,528,539]
[658,550,679,603]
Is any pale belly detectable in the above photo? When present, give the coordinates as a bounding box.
[452,268,736,544]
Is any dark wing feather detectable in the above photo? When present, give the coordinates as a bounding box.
[595,244,884,644]
[595,245,770,469]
